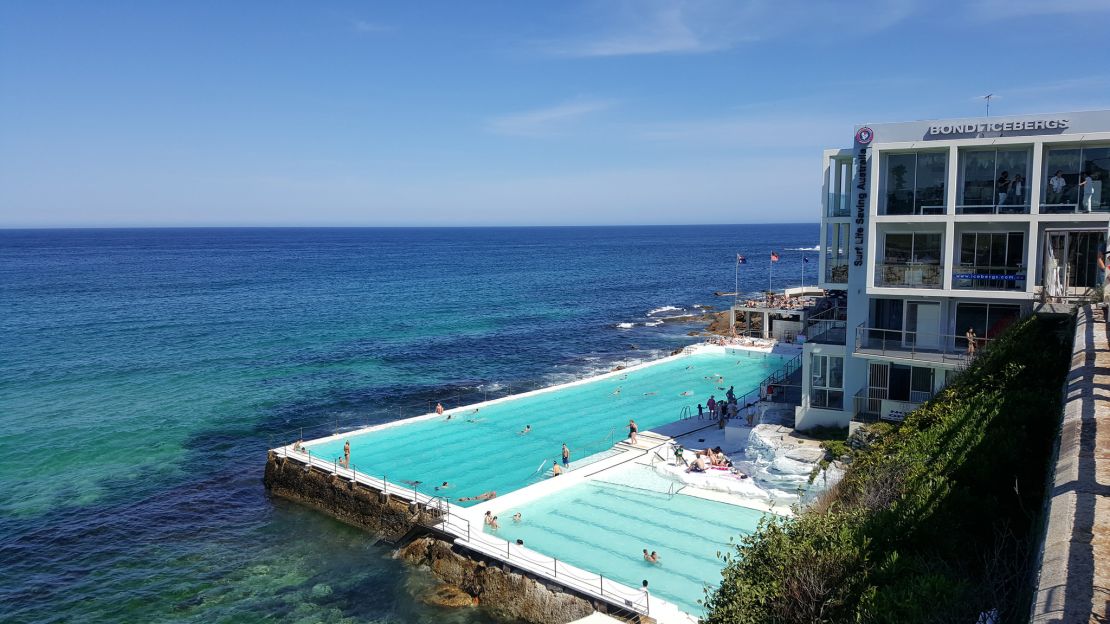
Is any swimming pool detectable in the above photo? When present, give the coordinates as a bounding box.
[485,463,768,616]
[305,349,787,504]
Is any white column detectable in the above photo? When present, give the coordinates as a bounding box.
[946,145,959,214]
[943,221,955,291]
[1029,141,1044,215]
[1026,221,1039,295]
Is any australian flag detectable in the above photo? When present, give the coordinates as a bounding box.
[770,251,780,262]
[736,254,747,264]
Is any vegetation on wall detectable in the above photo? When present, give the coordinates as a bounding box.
[704,314,1072,624]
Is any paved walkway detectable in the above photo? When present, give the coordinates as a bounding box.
[1030,305,1110,623]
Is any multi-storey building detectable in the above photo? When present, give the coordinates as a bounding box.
[796,110,1110,429]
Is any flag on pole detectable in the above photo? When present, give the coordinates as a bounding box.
[736,254,747,264]
[770,251,780,262]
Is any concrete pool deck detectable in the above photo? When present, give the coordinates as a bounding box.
[267,341,804,623]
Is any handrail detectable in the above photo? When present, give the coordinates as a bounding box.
[854,325,991,362]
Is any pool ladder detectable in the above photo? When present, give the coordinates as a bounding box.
[679,405,692,420]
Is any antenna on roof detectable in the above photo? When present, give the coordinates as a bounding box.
[982,93,994,118]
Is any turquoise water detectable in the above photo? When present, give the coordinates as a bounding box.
[486,464,768,616]
[0,225,817,623]
[305,349,785,503]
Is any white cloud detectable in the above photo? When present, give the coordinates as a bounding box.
[486,98,617,137]
[965,0,1110,19]
[545,0,917,58]
[352,19,391,34]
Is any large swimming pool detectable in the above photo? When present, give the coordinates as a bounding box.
[486,463,768,616]
[305,349,787,504]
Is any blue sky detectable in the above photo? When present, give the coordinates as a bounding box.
[2,0,1110,227]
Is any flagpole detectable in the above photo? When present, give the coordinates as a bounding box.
[801,256,805,288]
[734,257,739,303]
[768,258,772,293]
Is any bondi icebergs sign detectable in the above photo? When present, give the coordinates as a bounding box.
[925,118,1070,139]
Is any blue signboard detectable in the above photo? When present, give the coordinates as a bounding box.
[953,273,1025,281]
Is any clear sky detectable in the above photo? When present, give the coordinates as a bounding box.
[2,0,1110,227]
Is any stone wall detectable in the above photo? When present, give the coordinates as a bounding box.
[262,451,440,543]
[397,536,610,624]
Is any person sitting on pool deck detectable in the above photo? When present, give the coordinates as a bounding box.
[458,491,497,502]
[292,439,304,452]
[686,453,707,473]
[562,443,571,467]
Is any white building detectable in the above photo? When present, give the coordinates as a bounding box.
[795,110,1110,430]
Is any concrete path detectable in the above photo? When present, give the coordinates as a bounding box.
[1030,305,1110,623]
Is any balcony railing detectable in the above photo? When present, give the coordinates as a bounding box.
[854,324,990,364]
[955,203,1031,215]
[1040,202,1110,214]
[875,262,942,288]
[805,305,847,344]
[952,265,1026,291]
[852,388,930,422]
[825,260,849,284]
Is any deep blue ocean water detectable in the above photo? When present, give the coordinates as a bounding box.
[0,225,816,623]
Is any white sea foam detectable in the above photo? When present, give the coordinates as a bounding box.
[647,305,683,316]
[789,245,820,251]
[615,322,636,329]
[644,321,664,327]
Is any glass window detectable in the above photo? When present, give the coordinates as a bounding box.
[882,152,947,215]
[961,150,996,209]
[1081,147,1110,212]
[1044,148,1082,209]
[824,222,849,283]
[955,232,1025,290]
[810,354,844,409]
[960,148,1031,213]
[956,302,1020,346]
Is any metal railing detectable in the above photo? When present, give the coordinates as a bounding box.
[805,305,847,344]
[952,265,1026,290]
[1040,202,1110,214]
[854,324,990,363]
[852,389,930,422]
[438,508,651,615]
[875,262,943,288]
[955,203,1031,215]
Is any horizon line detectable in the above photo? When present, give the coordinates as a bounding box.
[0,222,819,231]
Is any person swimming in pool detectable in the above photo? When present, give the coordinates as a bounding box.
[650,551,660,564]
[483,511,493,526]
[612,386,622,397]
[519,425,531,435]
[512,512,522,523]
[552,461,563,476]
[681,390,693,397]
[434,481,450,491]
[458,491,497,502]
[643,391,657,396]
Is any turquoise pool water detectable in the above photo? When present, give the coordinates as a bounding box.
[305,350,786,503]
[487,464,768,616]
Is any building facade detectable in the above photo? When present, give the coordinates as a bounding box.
[796,110,1110,429]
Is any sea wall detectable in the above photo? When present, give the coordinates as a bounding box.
[397,536,613,624]
[262,451,440,542]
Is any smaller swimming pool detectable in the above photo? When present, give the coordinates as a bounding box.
[484,464,769,616]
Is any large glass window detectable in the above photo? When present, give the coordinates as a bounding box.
[882,152,947,215]
[810,354,844,409]
[888,364,934,403]
[955,232,1025,290]
[824,222,850,283]
[1044,146,1110,212]
[958,148,1031,214]
[955,303,1021,347]
[877,232,943,287]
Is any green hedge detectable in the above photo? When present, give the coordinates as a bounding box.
[703,314,1071,623]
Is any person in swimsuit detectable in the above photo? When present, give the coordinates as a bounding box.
[562,443,570,467]
[512,513,522,523]
[484,511,493,526]
[435,481,450,491]
[519,425,531,435]
[643,549,652,562]
[292,439,304,452]
[650,551,660,564]
[628,419,638,445]
[435,402,444,415]
[343,440,350,460]
[552,462,563,476]
[490,516,500,531]
[458,491,497,502]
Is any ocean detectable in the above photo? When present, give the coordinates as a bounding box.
[0,224,817,623]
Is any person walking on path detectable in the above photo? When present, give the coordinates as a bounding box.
[628,419,639,445]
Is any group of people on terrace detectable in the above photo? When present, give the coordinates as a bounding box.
[697,386,754,427]
[1047,170,1100,211]
[739,293,813,311]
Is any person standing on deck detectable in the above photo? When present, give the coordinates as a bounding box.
[628,419,638,445]
[707,395,716,416]
[1080,172,1096,212]
[343,440,350,461]
[562,443,571,468]
[966,328,978,356]
[726,385,735,402]
[435,403,444,415]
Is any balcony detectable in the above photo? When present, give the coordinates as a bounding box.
[854,325,989,366]
[1040,202,1110,214]
[805,305,847,344]
[952,265,1026,291]
[955,203,1030,215]
[874,262,942,289]
[852,388,930,422]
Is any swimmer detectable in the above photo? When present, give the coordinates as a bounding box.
[512,512,522,523]
[401,479,422,487]
[484,511,493,526]
[435,402,444,415]
[612,386,622,396]
[490,516,500,531]
[620,374,628,380]
[643,391,657,396]
[650,551,661,564]
[466,416,485,423]
[435,481,450,491]
[458,491,497,502]
[681,391,693,397]
[339,456,350,469]
[643,549,651,562]
[552,461,564,476]
[685,365,693,370]
[519,425,532,435]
